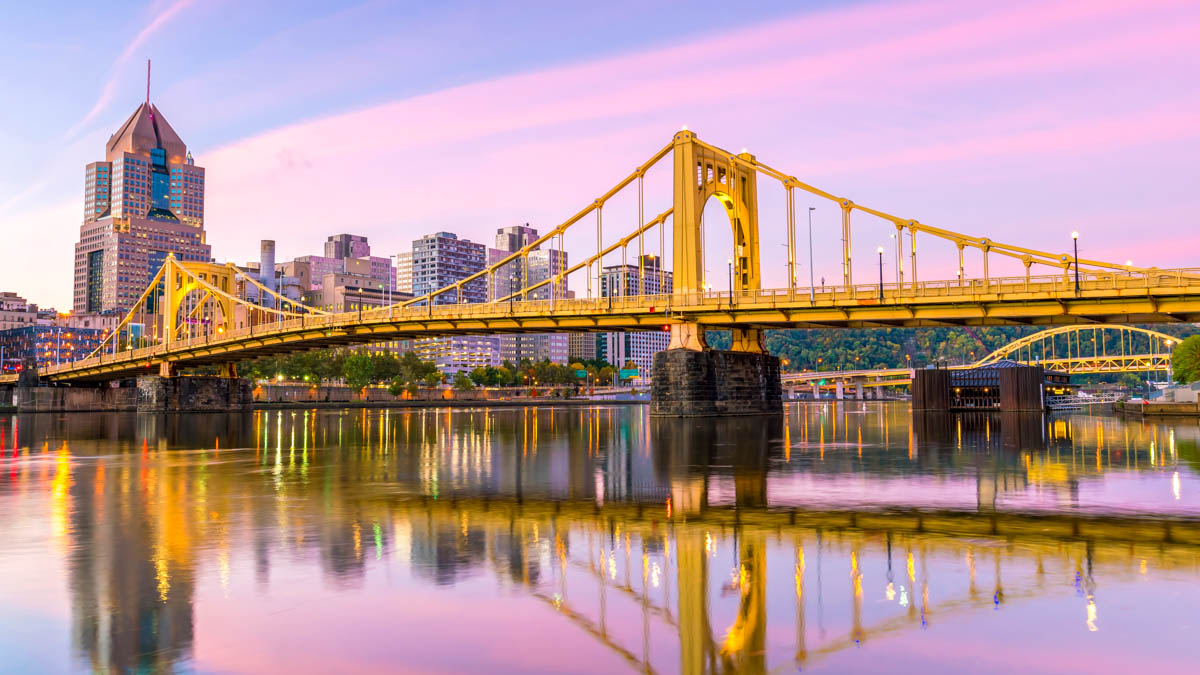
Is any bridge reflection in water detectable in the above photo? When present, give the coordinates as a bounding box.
[3,404,1199,673]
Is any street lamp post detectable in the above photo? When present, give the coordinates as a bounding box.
[388,255,395,319]
[876,246,885,302]
[1167,339,1175,382]
[808,207,816,301]
[727,258,734,306]
[1072,230,1080,294]
[357,288,363,321]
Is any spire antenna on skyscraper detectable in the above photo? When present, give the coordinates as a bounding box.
[146,59,152,118]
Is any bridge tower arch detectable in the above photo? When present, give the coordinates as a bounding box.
[161,257,237,347]
[670,130,763,352]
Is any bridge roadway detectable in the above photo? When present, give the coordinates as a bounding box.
[387,494,1200,551]
[781,353,1167,388]
[12,267,1200,384]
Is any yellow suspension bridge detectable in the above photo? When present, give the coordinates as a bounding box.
[8,130,1200,385]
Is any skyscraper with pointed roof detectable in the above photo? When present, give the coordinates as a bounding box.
[73,99,210,314]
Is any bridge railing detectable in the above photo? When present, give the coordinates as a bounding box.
[34,267,1200,378]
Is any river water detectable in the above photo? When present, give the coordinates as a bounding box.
[1,403,1198,673]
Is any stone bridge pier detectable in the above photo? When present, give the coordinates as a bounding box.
[10,358,253,413]
[650,348,782,417]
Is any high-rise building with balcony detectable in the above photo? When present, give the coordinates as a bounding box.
[72,99,211,314]
[412,232,487,304]
[409,231,496,373]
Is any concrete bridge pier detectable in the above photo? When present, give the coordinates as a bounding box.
[812,383,820,400]
[835,381,844,400]
[650,348,782,417]
[855,382,864,400]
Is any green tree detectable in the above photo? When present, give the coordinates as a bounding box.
[496,365,514,387]
[1172,335,1200,384]
[371,351,402,383]
[387,377,406,397]
[453,372,475,391]
[424,371,443,388]
[343,352,375,390]
[469,366,489,387]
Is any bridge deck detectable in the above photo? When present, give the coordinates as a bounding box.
[10,269,1200,383]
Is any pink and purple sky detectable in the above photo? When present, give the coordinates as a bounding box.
[2,0,1199,309]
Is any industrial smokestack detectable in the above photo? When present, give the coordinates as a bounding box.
[260,240,276,292]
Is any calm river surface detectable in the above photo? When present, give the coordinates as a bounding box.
[2,403,1199,673]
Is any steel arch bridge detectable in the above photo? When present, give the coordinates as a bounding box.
[9,130,1200,384]
[781,324,1181,387]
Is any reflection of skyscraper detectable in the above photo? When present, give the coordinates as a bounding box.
[319,520,369,586]
[67,457,195,672]
[409,518,486,586]
[490,529,541,586]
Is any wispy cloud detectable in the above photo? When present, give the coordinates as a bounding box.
[7,0,1199,308]
[63,0,196,140]
[200,0,1200,285]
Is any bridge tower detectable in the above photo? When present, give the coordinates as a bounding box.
[161,257,237,350]
[652,131,781,416]
[668,129,763,352]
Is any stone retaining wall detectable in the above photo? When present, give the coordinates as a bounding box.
[14,385,138,412]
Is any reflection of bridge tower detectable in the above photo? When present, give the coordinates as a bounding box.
[720,532,767,673]
[676,531,715,674]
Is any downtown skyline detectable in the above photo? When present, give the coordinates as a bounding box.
[3,0,1200,310]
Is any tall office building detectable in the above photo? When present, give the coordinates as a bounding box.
[410,231,496,373]
[73,99,210,314]
[601,255,672,379]
[490,225,568,365]
[292,234,393,293]
[412,232,487,304]
[396,252,413,295]
[324,234,370,260]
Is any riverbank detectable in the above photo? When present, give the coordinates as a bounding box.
[1115,400,1200,417]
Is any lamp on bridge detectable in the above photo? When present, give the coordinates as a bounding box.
[727,258,734,306]
[876,245,885,301]
[1072,230,1080,294]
